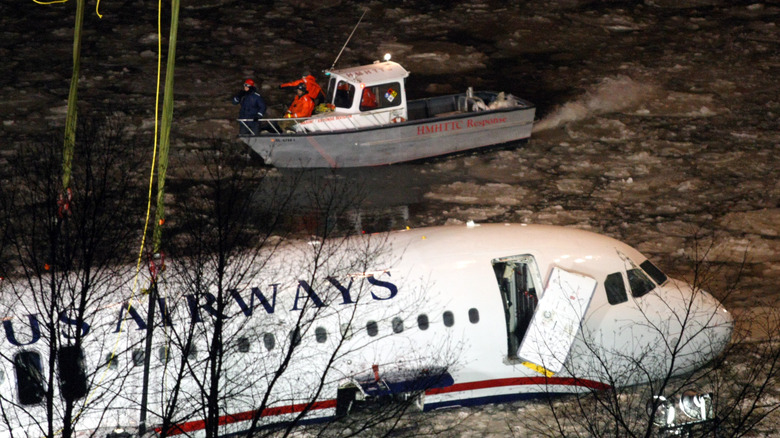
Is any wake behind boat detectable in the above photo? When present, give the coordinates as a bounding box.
[238,55,535,168]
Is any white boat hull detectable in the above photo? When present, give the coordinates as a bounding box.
[242,105,535,168]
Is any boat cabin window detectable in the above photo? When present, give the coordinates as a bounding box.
[58,345,88,402]
[14,351,45,405]
[359,82,403,112]
[640,260,668,285]
[360,87,378,111]
[331,79,355,109]
[492,255,543,358]
[628,267,656,298]
[605,272,629,305]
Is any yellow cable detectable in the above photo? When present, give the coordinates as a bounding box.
[32,0,170,432]
[83,0,168,425]
[29,0,165,434]
[32,0,101,18]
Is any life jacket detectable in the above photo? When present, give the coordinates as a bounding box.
[361,88,378,109]
[287,94,315,118]
[281,75,323,101]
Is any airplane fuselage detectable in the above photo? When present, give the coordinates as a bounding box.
[0,223,733,436]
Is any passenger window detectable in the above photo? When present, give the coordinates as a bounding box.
[468,308,480,324]
[605,272,628,305]
[158,345,170,364]
[14,351,45,405]
[392,317,404,334]
[185,344,197,359]
[640,260,668,286]
[628,268,656,298]
[237,337,250,353]
[340,323,353,340]
[366,320,379,337]
[263,333,275,351]
[315,327,328,343]
[132,349,144,366]
[443,311,455,328]
[104,353,118,369]
[417,314,429,331]
[289,328,302,347]
[58,345,88,402]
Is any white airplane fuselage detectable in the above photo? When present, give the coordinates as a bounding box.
[0,223,733,436]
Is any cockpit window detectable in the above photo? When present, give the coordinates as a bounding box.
[604,272,628,305]
[640,260,668,286]
[627,268,656,298]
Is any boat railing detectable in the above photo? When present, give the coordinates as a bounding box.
[237,117,306,135]
[237,107,398,135]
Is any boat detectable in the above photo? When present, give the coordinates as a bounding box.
[238,55,536,168]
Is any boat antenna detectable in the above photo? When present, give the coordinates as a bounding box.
[330,8,367,70]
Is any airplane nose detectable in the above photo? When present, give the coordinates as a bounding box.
[660,280,733,370]
[689,285,734,364]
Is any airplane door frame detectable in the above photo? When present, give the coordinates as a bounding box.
[491,255,544,359]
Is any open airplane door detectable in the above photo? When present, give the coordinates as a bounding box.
[517,267,597,376]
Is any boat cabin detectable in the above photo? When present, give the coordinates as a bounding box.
[298,59,410,132]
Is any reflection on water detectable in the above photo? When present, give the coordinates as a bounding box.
[259,162,447,235]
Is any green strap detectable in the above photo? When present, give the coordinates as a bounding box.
[152,0,180,255]
[62,0,85,191]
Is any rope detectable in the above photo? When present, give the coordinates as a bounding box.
[30,0,168,431]
[31,0,102,17]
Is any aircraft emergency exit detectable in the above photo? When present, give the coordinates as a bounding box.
[0,223,733,437]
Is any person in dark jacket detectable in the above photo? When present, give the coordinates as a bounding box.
[232,78,267,135]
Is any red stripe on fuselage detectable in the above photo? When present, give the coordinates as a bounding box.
[425,376,610,395]
[159,377,608,435]
[157,400,337,435]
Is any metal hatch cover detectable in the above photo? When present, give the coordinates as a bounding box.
[517,267,597,375]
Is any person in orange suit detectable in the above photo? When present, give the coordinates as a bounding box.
[281,71,325,105]
[360,87,378,110]
[286,83,315,118]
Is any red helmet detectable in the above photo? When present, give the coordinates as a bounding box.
[244,79,255,87]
